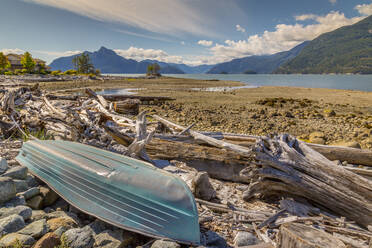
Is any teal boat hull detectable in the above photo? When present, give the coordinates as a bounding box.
[16,140,200,244]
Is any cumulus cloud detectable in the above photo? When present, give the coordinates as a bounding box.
[198,40,213,47]
[295,14,318,21]
[206,11,364,63]
[236,24,246,33]
[1,48,25,55]
[355,2,372,16]
[114,47,184,64]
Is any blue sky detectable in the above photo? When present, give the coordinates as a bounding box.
[1,0,371,65]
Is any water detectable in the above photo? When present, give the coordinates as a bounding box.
[166,74,372,92]
[104,74,372,92]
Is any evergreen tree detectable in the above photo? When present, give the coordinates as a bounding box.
[21,52,36,73]
[72,53,95,74]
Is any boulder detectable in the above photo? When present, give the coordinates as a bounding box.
[93,230,123,248]
[40,186,59,206]
[191,172,216,201]
[202,230,227,248]
[47,216,78,232]
[3,196,26,208]
[0,233,35,247]
[0,214,25,236]
[20,187,40,200]
[18,219,48,238]
[2,166,28,180]
[64,227,94,248]
[234,231,259,247]
[0,205,32,221]
[14,179,29,193]
[33,232,61,248]
[151,240,181,248]
[0,177,16,203]
[0,157,8,175]
[31,210,47,221]
[25,174,39,188]
[27,195,44,210]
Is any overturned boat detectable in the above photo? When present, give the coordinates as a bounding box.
[16,140,200,244]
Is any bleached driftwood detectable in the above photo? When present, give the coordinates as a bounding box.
[278,223,346,248]
[243,134,372,228]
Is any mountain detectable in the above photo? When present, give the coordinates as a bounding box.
[49,47,185,74]
[170,64,214,74]
[275,15,372,74]
[207,41,309,74]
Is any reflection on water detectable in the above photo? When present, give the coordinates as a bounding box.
[191,85,258,92]
[96,88,143,95]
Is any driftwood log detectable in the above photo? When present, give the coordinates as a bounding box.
[278,223,346,248]
[243,134,372,228]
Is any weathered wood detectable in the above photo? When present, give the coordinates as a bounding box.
[104,123,252,182]
[153,115,253,157]
[114,99,140,115]
[46,94,79,101]
[278,223,346,248]
[85,88,108,109]
[243,134,372,228]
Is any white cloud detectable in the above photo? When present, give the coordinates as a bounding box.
[355,3,372,16]
[207,11,364,63]
[1,48,25,55]
[181,41,186,45]
[295,14,318,21]
[35,50,82,57]
[236,24,246,33]
[329,0,337,5]
[198,40,213,47]
[114,47,184,64]
[23,0,219,36]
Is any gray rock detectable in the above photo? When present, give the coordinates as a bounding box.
[151,240,180,248]
[86,219,112,235]
[14,179,29,193]
[31,210,47,221]
[2,166,28,180]
[0,233,35,247]
[192,172,216,201]
[25,174,39,188]
[234,232,259,247]
[3,195,26,207]
[0,177,16,204]
[40,186,59,206]
[93,230,123,248]
[27,195,43,210]
[0,214,25,236]
[203,230,227,248]
[19,187,40,200]
[0,157,8,174]
[54,226,68,238]
[0,205,32,220]
[18,219,48,238]
[64,227,94,248]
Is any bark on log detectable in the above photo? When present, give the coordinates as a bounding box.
[104,124,252,182]
[243,134,372,228]
[278,223,346,248]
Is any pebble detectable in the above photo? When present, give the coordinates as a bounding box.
[0,233,35,247]
[0,214,25,236]
[0,177,16,204]
[64,227,94,248]
[1,166,28,180]
[18,219,48,238]
[0,205,32,221]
